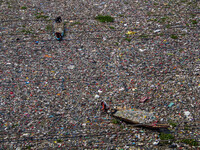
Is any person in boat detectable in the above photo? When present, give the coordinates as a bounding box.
[54,16,64,41]
[101,101,169,129]
[101,101,118,115]
[101,101,110,112]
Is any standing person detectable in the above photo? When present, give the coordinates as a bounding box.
[101,101,110,112]
[54,16,64,41]
[55,16,62,23]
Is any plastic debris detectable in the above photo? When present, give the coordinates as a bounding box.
[95,95,100,99]
[67,65,75,69]
[126,31,136,35]
[168,102,174,107]
[1,0,199,149]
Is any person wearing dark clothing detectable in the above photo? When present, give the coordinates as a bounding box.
[55,16,62,23]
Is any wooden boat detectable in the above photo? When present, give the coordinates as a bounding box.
[101,102,169,129]
[112,113,169,129]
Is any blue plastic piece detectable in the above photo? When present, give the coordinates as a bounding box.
[168,102,174,107]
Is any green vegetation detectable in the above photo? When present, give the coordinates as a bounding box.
[6,2,11,8]
[21,29,32,34]
[95,15,114,23]
[181,0,187,2]
[159,133,174,144]
[164,4,171,8]
[148,18,158,22]
[109,26,115,29]
[184,126,190,130]
[190,13,196,18]
[156,33,164,36]
[168,120,177,127]
[160,133,175,140]
[112,119,120,124]
[147,12,152,16]
[184,124,191,130]
[139,34,148,38]
[124,37,131,42]
[46,25,52,31]
[35,12,49,19]
[179,139,198,146]
[166,24,171,28]
[158,17,168,23]
[57,139,63,143]
[114,42,119,46]
[64,21,68,26]
[118,14,125,17]
[167,53,174,56]
[179,49,184,53]
[191,20,197,24]
[21,6,27,10]
[154,2,159,5]
[12,123,19,128]
[25,145,32,150]
[170,34,178,39]
[181,33,186,36]
[36,15,49,19]
[120,124,124,129]
[153,18,158,22]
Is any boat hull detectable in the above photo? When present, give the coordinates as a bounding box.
[112,113,169,129]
